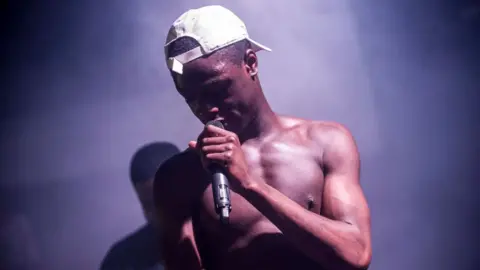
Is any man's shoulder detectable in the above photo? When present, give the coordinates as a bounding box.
[100,226,153,268]
[307,120,354,141]
[100,225,162,269]
[277,116,357,162]
[101,235,133,264]
[303,120,359,170]
[278,115,353,142]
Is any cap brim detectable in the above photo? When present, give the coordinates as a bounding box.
[247,37,271,52]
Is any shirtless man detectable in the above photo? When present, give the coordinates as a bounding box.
[154,5,372,270]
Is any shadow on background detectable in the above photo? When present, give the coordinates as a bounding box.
[100,141,180,270]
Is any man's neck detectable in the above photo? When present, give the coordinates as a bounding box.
[238,103,280,143]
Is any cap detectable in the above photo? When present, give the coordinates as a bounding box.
[164,5,271,74]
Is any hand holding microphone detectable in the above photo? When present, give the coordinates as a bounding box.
[188,120,253,224]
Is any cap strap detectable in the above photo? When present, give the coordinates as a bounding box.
[167,46,204,74]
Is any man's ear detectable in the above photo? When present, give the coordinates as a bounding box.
[244,49,258,77]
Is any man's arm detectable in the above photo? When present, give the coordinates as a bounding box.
[154,155,203,270]
[242,123,372,269]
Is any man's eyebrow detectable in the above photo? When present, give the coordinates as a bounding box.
[183,64,223,82]
[194,70,220,81]
[202,77,230,87]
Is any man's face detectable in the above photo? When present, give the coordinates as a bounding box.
[172,54,256,134]
[134,179,156,225]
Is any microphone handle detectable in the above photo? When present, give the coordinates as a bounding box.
[211,165,232,224]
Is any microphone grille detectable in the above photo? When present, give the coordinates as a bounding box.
[206,119,224,129]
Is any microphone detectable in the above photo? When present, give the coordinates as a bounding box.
[206,120,232,225]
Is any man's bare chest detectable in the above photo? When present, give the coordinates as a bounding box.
[194,141,325,233]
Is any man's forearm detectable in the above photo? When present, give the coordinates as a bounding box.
[242,182,370,269]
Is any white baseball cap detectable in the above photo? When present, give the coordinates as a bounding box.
[164,5,271,74]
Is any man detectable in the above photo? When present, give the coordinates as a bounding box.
[101,142,180,270]
[154,5,372,270]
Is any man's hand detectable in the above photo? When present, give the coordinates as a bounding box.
[188,125,253,190]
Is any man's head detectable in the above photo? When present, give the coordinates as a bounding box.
[164,5,271,134]
[129,142,180,225]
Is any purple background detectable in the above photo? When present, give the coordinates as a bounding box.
[1,0,479,269]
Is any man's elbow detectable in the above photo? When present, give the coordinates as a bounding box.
[353,246,372,269]
[342,235,371,269]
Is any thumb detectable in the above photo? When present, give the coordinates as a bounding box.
[188,140,197,149]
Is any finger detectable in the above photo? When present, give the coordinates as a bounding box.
[204,134,236,145]
[202,143,234,153]
[188,140,197,149]
[206,152,233,162]
[205,124,232,136]
[202,136,229,145]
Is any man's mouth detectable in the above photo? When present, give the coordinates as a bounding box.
[214,117,229,128]
[213,116,225,123]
